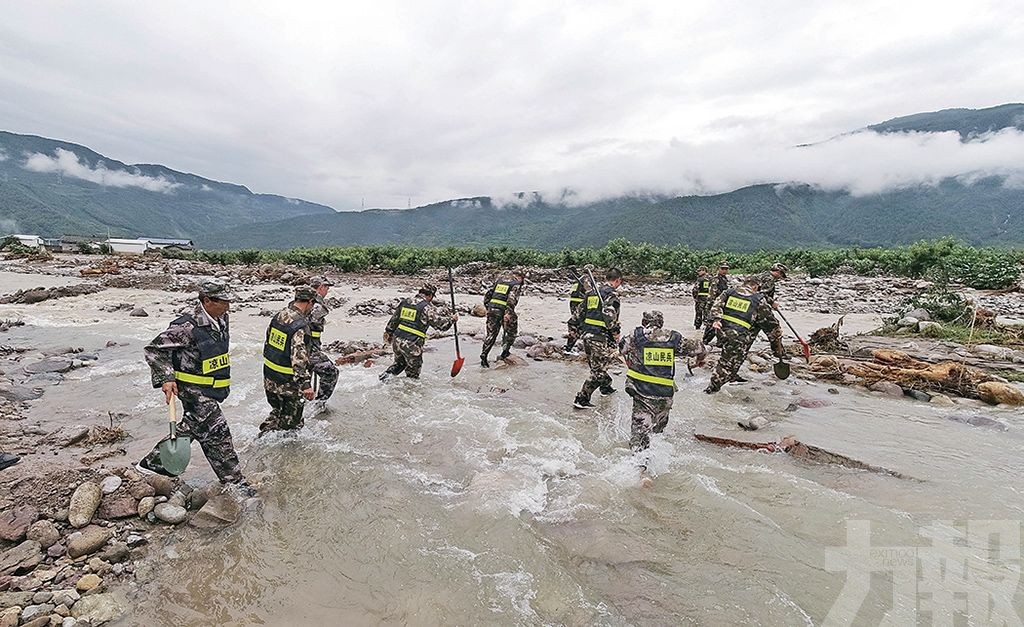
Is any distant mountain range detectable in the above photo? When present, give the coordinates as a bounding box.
[2,104,1022,250]
[0,131,332,238]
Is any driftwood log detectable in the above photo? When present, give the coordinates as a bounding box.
[694,432,907,479]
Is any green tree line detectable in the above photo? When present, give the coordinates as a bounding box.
[162,237,1022,289]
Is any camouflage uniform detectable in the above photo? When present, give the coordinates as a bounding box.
[262,300,313,433]
[308,293,339,400]
[691,272,711,329]
[701,272,732,344]
[141,298,244,484]
[382,292,455,379]
[620,313,706,452]
[572,283,621,404]
[481,274,524,363]
[564,270,594,351]
[705,285,785,393]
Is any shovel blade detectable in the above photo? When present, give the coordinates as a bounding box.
[158,436,192,476]
[450,357,466,378]
[773,361,791,380]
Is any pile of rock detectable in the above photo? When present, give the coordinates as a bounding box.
[0,468,243,626]
[0,285,106,306]
[895,307,944,334]
[347,298,400,317]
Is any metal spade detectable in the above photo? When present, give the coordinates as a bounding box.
[158,397,191,475]
[773,360,791,380]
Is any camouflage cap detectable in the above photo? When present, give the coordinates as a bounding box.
[419,283,438,296]
[697,265,708,273]
[294,286,317,301]
[198,279,238,302]
[719,261,730,269]
[743,274,763,287]
[310,275,335,287]
[642,310,664,328]
[511,266,527,279]
[771,262,789,278]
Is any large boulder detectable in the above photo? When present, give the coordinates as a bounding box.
[68,482,102,528]
[905,308,932,321]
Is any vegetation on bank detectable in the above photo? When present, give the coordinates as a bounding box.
[158,238,1023,290]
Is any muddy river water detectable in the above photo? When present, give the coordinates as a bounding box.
[2,270,1022,625]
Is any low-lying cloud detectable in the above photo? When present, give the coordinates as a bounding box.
[22,148,181,193]
[499,128,1024,206]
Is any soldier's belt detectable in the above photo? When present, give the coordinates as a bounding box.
[397,324,426,338]
[263,358,294,375]
[721,314,752,329]
[626,369,674,387]
[175,371,230,388]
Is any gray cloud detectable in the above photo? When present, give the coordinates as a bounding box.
[23,148,182,193]
[0,1,1022,210]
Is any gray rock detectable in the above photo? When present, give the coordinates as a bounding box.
[189,495,241,529]
[137,497,155,518]
[904,389,932,402]
[31,592,53,604]
[46,425,91,448]
[98,476,122,495]
[70,593,127,625]
[0,591,36,609]
[52,589,80,608]
[918,321,942,333]
[930,393,956,407]
[869,381,905,398]
[896,316,919,329]
[68,482,102,528]
[26,520,60,549]
[66,526,113,559]
[20,604,55,623]
[153,503,187,525]
[0,540,43,575]
[129,308,148,317]
[124,534,146,549]
[0,383,44,401]
[947,413,1008,431]
[905,308,931,321]
[737,416,770,431]
[23,358,75,374]
[974,344,1013,360]
[98,542,129,564]
[63,617,78,627]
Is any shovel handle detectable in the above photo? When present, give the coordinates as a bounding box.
[167,398,178,439]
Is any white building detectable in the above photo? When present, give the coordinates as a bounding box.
[105,238,151,255]
[7,234,44,248]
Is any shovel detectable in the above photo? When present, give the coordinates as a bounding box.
[158,397,191,476]
[773,360,791,380]
[447,267,465,377]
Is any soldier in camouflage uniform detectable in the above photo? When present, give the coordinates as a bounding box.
[691,265,711,329]
[620,311,706,455]
[480,268,526,367]
[704,276,786,394]
[563,265,594,353]
[138,280,248,488]
[261,286,317,433]
[572,268,623,409]
[742,262,789,355]
[307,276,339,400]
[702,262,732,345]
[381,283,458,380]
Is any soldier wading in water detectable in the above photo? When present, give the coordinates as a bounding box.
[138,280,253,493]
[381,283,458,380]
[572,267,623,409]
[620,310,705,461]
[480,268,526,367]
[261,286,318,433]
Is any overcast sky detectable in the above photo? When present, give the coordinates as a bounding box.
[1,0,1023,209]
